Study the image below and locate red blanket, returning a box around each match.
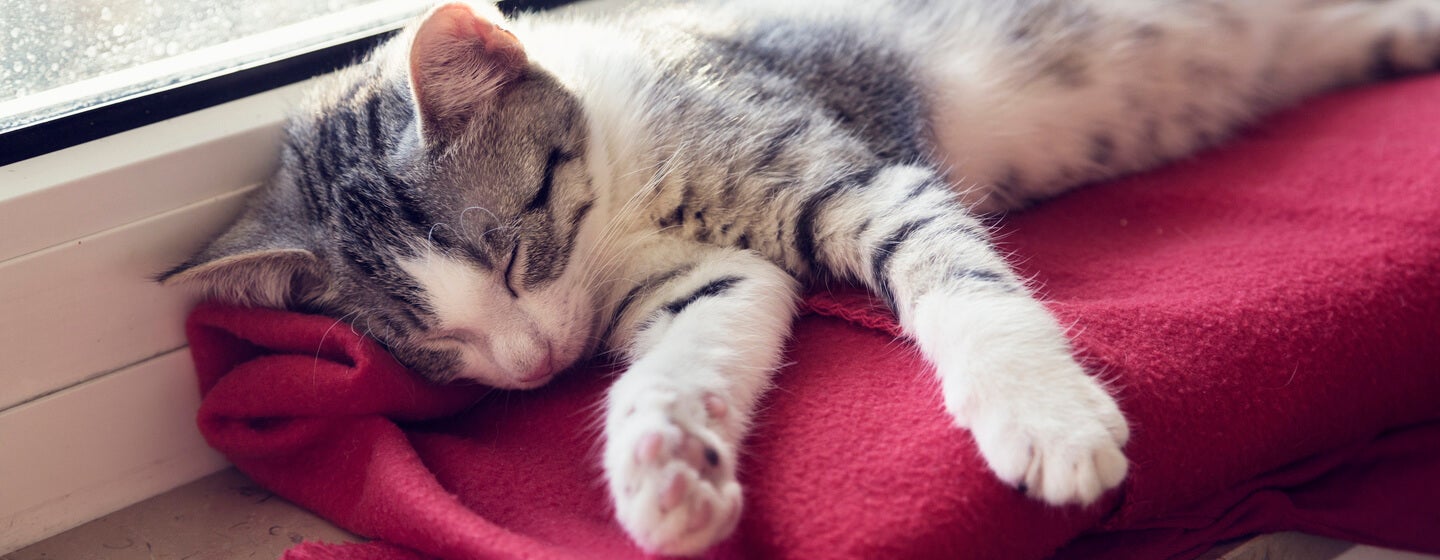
[187,75,1440,560]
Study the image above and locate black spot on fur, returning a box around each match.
[1088,133,1116,166]
[1043,52,1091,88]
[1370,34,1403,79]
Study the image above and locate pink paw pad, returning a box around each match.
[636,432,664,464]
[703,393,727,419]
[685,500,713,532]
[660,472,687,512]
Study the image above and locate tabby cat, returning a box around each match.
[161,0,1440,554]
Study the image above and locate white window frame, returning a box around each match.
[0,82,307,552]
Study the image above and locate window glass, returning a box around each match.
[0,0,428,133]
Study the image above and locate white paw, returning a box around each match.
[605,388,742,556]
[964,366,1130,506]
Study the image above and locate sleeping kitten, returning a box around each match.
[160,0,1440,555]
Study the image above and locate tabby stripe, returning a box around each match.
[602,264,697,344]
[613,265,695,322]
[753,120,809,171]
[463,244,495,270]
[721,162,742,207]
[312,138,335,184]
[364,93,387,157]
[904,175,944,201]
[871,215,939,309]
[1370,34,1401,79]
[794,165,882,267]
[951,266,1010,285]
[341,244,381,277]
[381,172,433,234]
[854,218,873,238]
[386,300,428,332]
[1088,133,1116,166]
[289,146,327,221]
[565,200,595,252]
[663,276,743,315]
[324,112,360,172]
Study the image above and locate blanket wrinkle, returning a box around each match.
[187,76,1440,560]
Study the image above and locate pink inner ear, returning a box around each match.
[418,4,526,70]
[409,3,527,130]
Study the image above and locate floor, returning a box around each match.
[7,468,1437,560]
[4,469,358,560]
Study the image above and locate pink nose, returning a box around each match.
[517,346,555,382]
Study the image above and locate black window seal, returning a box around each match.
[0,0,583,168]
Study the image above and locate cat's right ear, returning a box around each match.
[408,2,527,140]
[156,208,326,309]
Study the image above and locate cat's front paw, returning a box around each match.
[965,365,1129,506]
[605,387,742,556]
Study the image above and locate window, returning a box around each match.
[0,0,582,166]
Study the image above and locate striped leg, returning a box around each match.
[1271,0,1440,100]
[810,163,1130,506]
[601,239,798,555]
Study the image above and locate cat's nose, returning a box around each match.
[516,341,555,383]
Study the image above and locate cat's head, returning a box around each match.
[160,3,600,389]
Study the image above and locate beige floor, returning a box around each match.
[8,468,1438,560]
[4,469,358,560]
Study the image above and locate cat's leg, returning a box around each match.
[807,162,1128,505]
[919,0,1440,213]
[600,238,798,555]
[1268,0,1440,101]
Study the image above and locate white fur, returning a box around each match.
[602,245,799,555]
[444,0,1436,552]
[908,291,1129,505]
[399,250,592,388]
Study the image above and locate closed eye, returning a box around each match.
[527,147,568,211]
[502,241,520,298]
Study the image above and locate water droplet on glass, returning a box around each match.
[100,6,113,20]
[12,61,24,73]
[9,29,19,38]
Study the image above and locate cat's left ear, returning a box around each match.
[408,2,527,139]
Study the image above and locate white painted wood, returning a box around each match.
[0,350,231,553]
[0,76,319,554]
[0,81,307,263]
[0,186,256,411]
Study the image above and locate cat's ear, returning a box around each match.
[408,2,527,139]
[157,210,326,309]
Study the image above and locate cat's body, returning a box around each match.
[163,0,1440,554]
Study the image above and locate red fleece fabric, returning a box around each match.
[188,75,1440,560]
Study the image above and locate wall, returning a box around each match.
[0,82,311,552]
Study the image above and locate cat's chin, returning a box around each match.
[456,353,564,390]
[505,371,559,390]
